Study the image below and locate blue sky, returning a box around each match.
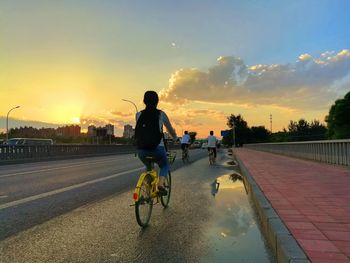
[1,0,350,136]
[3,0,349,64]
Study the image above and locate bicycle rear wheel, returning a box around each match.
[160,171,172,208]
[135,174,153,227]
[209,151,215,165]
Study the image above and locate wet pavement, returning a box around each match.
[0,150,274,262]
[204,169,273,262]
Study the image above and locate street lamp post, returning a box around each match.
[122,99,138,154]
[6,105,20,142]
[232,122,236,148]
[121,99,138,115]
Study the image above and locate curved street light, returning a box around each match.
[121,99,138,115]
[6,105,20,142]
[121,99,138,152]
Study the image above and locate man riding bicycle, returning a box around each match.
[207,130,217,161]
[181,131,191,157]
[135,91,177,196]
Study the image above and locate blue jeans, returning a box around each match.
[138,146,169,177]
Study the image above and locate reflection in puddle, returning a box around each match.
[211,179,220,197]
[204,174,273,263]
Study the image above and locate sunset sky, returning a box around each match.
[1,0,350,138]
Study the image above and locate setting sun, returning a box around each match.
[46,102,83,125]
[71,117,81,124]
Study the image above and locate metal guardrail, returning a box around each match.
[244,140,350,166]
[0,144,136,162]
[0,144,181,163]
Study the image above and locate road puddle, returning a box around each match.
[204,173,273,262]
[225,160,237,166]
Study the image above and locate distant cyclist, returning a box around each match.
[207,130,217,160]
[135,91,177,195]
[181,131,191,155]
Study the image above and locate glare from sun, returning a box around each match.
[71,117,81,124]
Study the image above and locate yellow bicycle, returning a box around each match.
[133,151,176,227]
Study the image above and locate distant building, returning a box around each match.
[96,127,107,137]
[57,125,81,137]
[87,124,114,137]
[123,124,134,139]
[87,125,96,137]
[105,124,114,136]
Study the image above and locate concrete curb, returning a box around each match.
[233,151,310,263]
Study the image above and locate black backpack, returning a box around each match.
[135,109,163,150]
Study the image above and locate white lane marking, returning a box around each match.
[0,167,144,210]
[0,195,8,199]
[0,156,136,179]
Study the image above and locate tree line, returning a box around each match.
[222,91,350,146]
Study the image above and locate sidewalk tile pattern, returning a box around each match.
[235,148,350,262]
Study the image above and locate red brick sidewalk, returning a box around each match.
[235,148,350,263]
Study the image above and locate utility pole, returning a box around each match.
[270,114,272,133]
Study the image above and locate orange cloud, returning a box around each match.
[110,111,133,118]
[160,49,350,111]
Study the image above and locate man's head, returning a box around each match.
[143,91,159,108]
[210,130,214,135]
[184,131,188,135]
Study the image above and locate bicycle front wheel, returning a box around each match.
[135,174,153,227]
[160,171,172,208]
[182,151,186,163]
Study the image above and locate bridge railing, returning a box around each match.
[0,143,181,163]
[244,140,350,166]
[0,144,136,162]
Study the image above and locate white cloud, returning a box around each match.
[298,53,312,61]
[160,49,350,110]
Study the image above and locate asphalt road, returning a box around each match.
[0,149,272,263]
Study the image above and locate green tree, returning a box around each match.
[309,120,327,140]
[188,131,197,143]
[288,119,327,141]
[270,130,290,142]
[227,114,251,146]
[325,91,350,139]
[250,126,270,143]
[288,119,310,141]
